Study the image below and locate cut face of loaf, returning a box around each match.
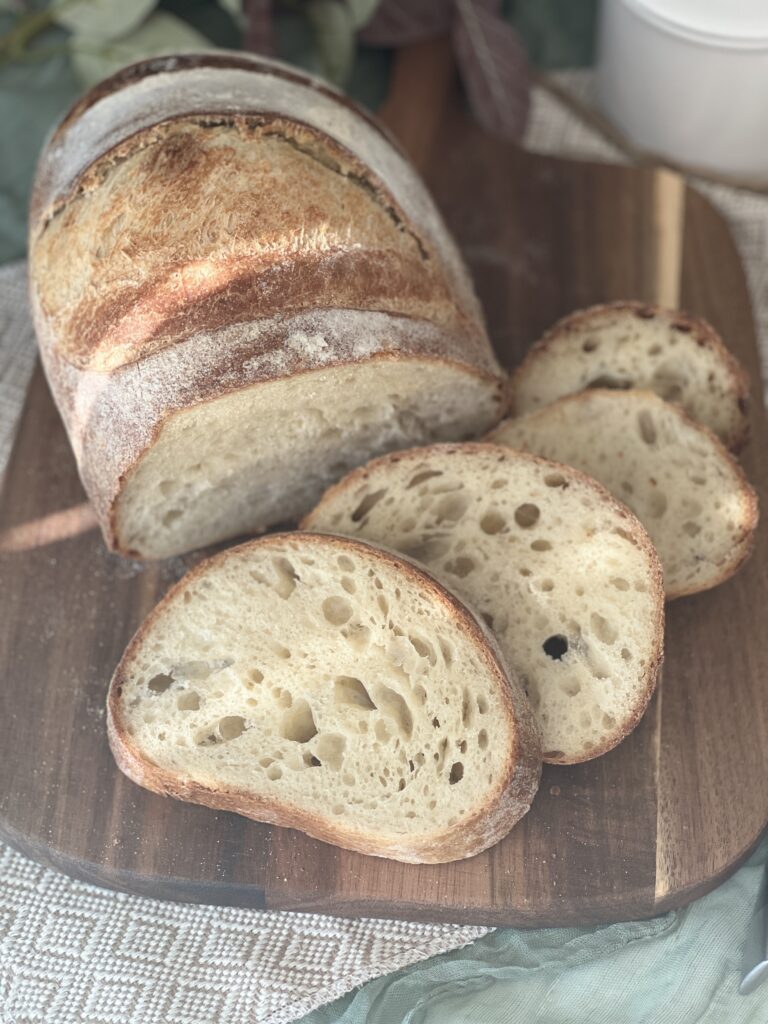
[304,444,665,764]
[489,390,759,599]
[29,54,504,559]
[116,356,501,559]
[509,302,750,449]
[107,533,542,863]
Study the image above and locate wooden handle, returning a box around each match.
[652,169,686,308]
[378,36,456,172]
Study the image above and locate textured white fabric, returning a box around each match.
[3,73,768,1023]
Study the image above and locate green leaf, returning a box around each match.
[305,0,354,84]
[345,0,379,30]
[70,10,213,88]
[215,0,244,23]
[53,0,159,43]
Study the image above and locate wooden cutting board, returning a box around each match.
[1,44,767,926]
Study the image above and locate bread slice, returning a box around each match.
[107,532,542,864]
[509,302,750,449]
[303,444,665,764]
[488,390,758,600]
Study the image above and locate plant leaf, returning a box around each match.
[216,0,245,28]
[53,0,158,44]
[305,0,354,84]
[345,0,380,30]
[453,0,530,141]
[70,10,213,88]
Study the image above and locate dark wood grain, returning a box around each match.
[0,45,766,925]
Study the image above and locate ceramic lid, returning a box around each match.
[623,0,768,46]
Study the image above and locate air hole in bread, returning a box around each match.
[176,658,233,680]
[481,611,494,629]
[351,489,387,522]
[519,567,532,577]
[377,594,389,616]
[543,635,568,660]
[438,637,454,666]
[514,503,540,528]
[560,679,581,697]
[539,579,555,592]
[648,344,662,356]
[340,576,356,595]
[531,539,552,551]
[375,719,391,743]
[434,492,470,523]
[341,623,371,651]
[280,700,317,743]
[270,557,298,599]
[177,691,200,711]
[407,470,444,488]
[336,555,355,572]
[620,480,634,495]
[404,536,451,561]
[587,375,631,390]
[410,634,436,664]
[544,472,568,488]
[247,668,264,686]
[449,762,464,785]
[621,647,632,661]
[610,577,630,591]
[613,527,639,546]
[477,694,489,715]
[266,764,283,781]
[268,640,291,660]
[322,596,353,625]
[334,676,376,710]
[271,687,293,708]
[637,410,657,445]
[682,520,702,538]
[162,509,183,526]
[652,362,687,401]
[602,713,617,729]
[219,716,247,741]
[147,673,173,693]
[316,733,345,770]
[480,510,508,535]
[582,337,599,353]
[444,555,476,578]
[646,490,668,519]
[590,613,618,644]
[158,479,178,498]
[478,729,488,749]
[461,689,473,727]
[491,478,506,490]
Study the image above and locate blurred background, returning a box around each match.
[0,0,597,263]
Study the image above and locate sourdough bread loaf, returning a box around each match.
[303,444,665,764]
[489,390,758,599]
[107,532,542,863]
[509,302,750,449]
[29,53,504,559]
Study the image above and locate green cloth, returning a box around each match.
[299,837,768,1022]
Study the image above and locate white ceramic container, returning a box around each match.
[597,0,768,180]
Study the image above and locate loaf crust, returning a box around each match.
[107,533,542,863]
[29,53,504,556]
[509,301,750,450]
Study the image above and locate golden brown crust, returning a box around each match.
[29,55,504,558]
[33,116,477,373]
[509,301,751,450]
[302,442,666,765]
[106,532,542,863]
